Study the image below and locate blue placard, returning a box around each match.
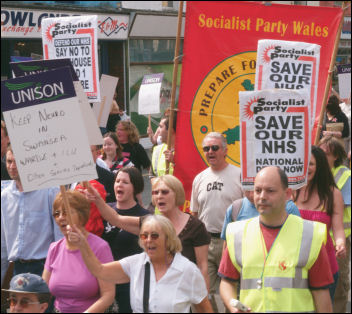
[10,58,78,81]
[1,67,76,112]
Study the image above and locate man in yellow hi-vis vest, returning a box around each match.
[319,136,351,313]
[219,166,333,312]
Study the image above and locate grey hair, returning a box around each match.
[202,132,227,150]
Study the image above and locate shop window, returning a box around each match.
[130,39,183,63]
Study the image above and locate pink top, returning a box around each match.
[299,209,338,275]
[45,233,113,313]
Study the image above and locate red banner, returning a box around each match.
[174,1,342,211]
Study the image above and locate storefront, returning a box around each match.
[1,7,130,108]
[128,12,185,134]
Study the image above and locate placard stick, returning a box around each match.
[314,1,347,145]
[60,185,73,227]
[166,0,184,174]
[148,114,151,129]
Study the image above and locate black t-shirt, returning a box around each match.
[121,142,151,172]
[102,203,149,260]
[95,164,116,203]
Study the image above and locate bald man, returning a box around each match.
[219,167,334,313]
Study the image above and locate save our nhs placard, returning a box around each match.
[255,39,320,127]
[1,67,97,192]
[42,15,100,102]
[240,89,311,190]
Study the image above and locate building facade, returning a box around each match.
[1,1,350,134]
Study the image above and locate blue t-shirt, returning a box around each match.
[220,198,300,240]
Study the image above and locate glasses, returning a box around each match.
[151,189,170,196]
[139,232,160,240]
[8,297,40,308]
[202,145,220,152]
[53,210,67,218]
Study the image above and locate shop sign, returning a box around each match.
[1,8,129,39]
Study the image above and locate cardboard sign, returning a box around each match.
[240,89,310,190]
[337,64,351,100]
[42,15,100,102]
[10,59,103,145]
[1,67,97,192]
[256,39,320,126]
[138,73,164,115]
[92,74,119,128]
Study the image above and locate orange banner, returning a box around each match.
[175,1,342,211]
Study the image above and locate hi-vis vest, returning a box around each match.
[152,143,174,177]
[226,215,327,313]
[332,165,351,238]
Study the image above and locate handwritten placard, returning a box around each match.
[138,73,164,115]
[240,89,311,190]
[42,15,100,102]
[1,67,97,192]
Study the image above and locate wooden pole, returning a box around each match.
[166,0,184,174]
[314,1,347,145]
[60,185,73,227]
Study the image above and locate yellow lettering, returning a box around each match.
[206,18,213,28]
[199,14,205,27]
[303,25,310,35]
[315,25,321,37]
[322,26,329,37]
[256,18,264,31]
[293,21,303,34]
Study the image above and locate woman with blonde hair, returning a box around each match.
[116,120,151,173]
[67,214,213,313]
[42,190,115,313]
[82,175,211,295]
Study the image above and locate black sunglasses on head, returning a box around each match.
[202,145,220,152]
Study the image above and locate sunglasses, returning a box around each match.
[202,145,220,152]
[139,232,160,240]
[151,189,170,196]
[7,297,40,308]
[53,210,67,218]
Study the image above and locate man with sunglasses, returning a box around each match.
[190,132,243,312]
[2,273,51,313]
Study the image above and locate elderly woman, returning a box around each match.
[68,215,213,313]
[83,174,211,293]
[42,191,115,313]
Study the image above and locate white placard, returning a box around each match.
[240,89,311,190]
[138,73,164,115]
[1,68,97,192]
[256,39,320,126]
[92,74,119,128]
[42,15,101,102]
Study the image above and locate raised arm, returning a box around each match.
[85,182,140,235]
[67,224,130,285]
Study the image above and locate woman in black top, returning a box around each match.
[101,167,149,313]
[116,120,151,173]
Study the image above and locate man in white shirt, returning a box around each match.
[190,132,243,311]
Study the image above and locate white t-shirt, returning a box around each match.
[119,252,207,313]
[190,164,243,233]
